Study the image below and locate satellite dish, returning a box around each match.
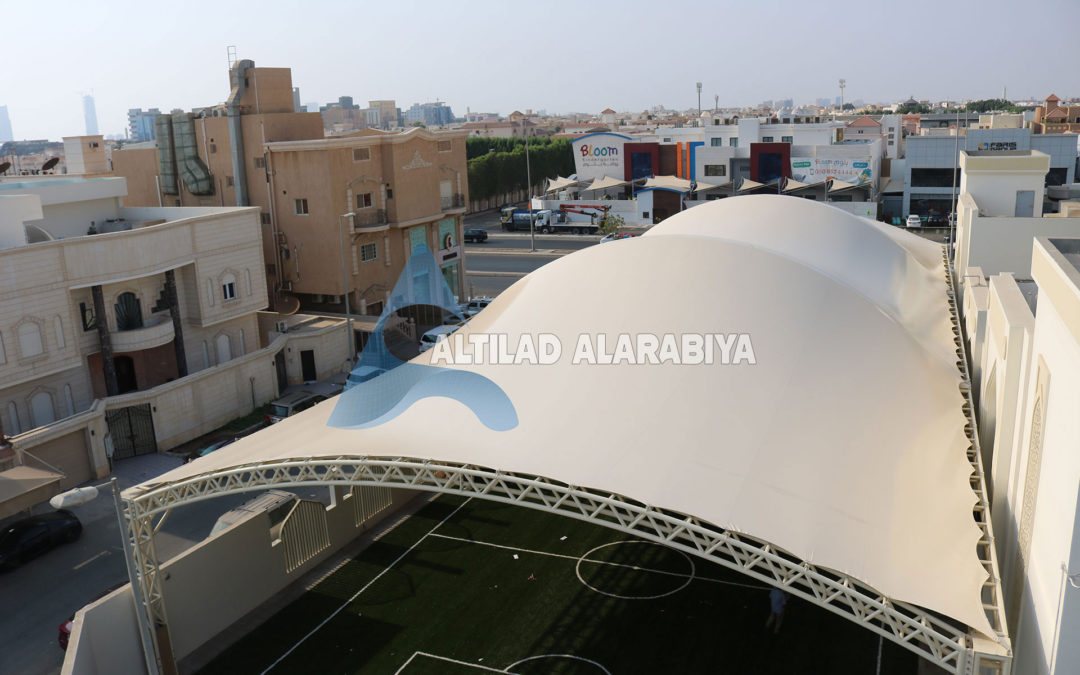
[275,293,301,316]
[0,161,10,175]
[42,157,59,172]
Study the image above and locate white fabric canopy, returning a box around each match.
[827,178,870,192]
[130,196,991,638]
[737,178,765,192]
[546,176,579,193]
[583,175,627,192]
[641,176,717,193]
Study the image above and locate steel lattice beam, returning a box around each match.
[127,456,984,672]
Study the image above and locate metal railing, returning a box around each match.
[351,209,388,229]
[441,193,465,210]
[277,498,331,573]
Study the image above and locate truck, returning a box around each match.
[500,208,599,235]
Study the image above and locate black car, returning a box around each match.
[463,228,488,243]
[0,510,82,570]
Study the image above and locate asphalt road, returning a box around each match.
[0,453,327,675]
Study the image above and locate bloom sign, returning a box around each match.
[790,157,873,184]
[571,133,630,182]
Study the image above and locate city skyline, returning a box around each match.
[1,0,1078,141]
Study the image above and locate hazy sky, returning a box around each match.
[3,0,1077,141]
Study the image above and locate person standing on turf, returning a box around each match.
[765,588,788,634]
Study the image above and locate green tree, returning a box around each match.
[597,213,624,236]
[842,103,855,111]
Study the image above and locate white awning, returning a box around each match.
[546,176,579,193]
[737,179,765,192]
[583,176,627,192]
[828,178,872,192]
[129,196,994,639]
[0,465,63,521]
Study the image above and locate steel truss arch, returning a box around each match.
[124,456,1002,674]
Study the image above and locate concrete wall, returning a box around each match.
[63,486,419,674]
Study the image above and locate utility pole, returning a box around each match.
[696,82,703,117]
[714,94,719,113]
[526,132,534,252]
[839,79,846,111]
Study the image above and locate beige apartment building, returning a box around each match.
[264,127,469,317]
[111,61,469,317]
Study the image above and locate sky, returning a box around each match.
[2,0,1078,141]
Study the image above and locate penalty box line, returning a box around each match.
[261,497,473,674]
[428,532,770,590]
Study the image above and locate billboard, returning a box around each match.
[790,157,873,184]
[571,133,630,182]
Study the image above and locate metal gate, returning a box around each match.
[106,404,157,460]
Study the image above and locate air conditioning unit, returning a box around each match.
[275,320,288,334]
[329,295,343,305]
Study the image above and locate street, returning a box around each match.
[0,453,325,675]
[463,210,599,298]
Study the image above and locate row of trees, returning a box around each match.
[466,137,575,202]
[895,99,1033,115]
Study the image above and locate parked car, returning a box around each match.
[905,214,923,228]
[926,213,945,227]
[419,323,463,353]
[600,232,637,243]
[459,297,494,318]
[266,391,327,424]
[347,365,387,386]
[185,437,237,462]
[463,228,488,243]
[0,510,82,571]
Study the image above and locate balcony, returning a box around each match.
[351,209,388,230]
[110,315,175,353]
[441,193,465,210]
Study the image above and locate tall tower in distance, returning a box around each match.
[82,94,99,135]
[0,105,13,142]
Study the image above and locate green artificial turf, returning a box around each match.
[199,496,916,674]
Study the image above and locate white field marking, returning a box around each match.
[506,654,612,674]
[428,533,769,590]
[73,550,109,570]
[575,541,695,600]
[395,651,506,674]
[262,498,472,674]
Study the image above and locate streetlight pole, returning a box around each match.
[338,212,356,367]
[52,479,160,674]
[839,78,846,111]
[526,132,534,253]
[697,82,702,117]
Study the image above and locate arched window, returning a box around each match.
[6,402,20,435]
[245,269,252,296]
[30,391,56,427]
[215,333,232,364]
[17,321,44,358]
[63,384,76,418]
[239,328,247,356]
[202,341,210,369]
[114,292,143,331]
[222,273,237,301]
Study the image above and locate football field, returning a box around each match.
[199,495,916,674]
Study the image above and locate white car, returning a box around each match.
[459,297,494,318]
[906,214,923,228]
[419,324,462,352]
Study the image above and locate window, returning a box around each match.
[6,402,20,435]
[206,279,215,307]
[30,391,55,427]
[114,293,143,331]
[356,192,373,209]
[662,137,671,143]
[17,322,44,358]
[352,147,370,162]
[762,136,774,143]
[54,317,65,349]
[437,140,452,152]
[254,156,265,169]
[79,302,96,331]
[209,143,217,153]
[385,186,393,200]
[729,138,738,147]
[215,334,232,364]
[361,242,378,262]
[226,176,234,187]
[910,168,959,187]
[294,198,309,215]
[260,212,271,225]
[781,136,793,143]
[710,138,723,147]
[245,269,252,295]
[222,273,237,301]
[704,165,727,177]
